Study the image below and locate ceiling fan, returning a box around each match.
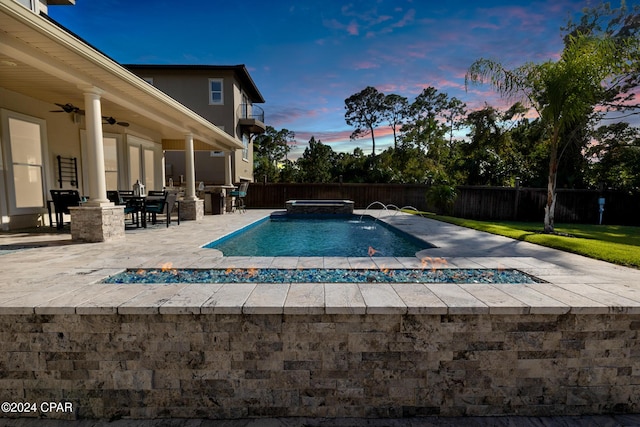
[50,102,82,114]
[103,116,129,127]
[51,103,129,127]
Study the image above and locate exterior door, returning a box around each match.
[1,110,47,217]
[127,135,161,191]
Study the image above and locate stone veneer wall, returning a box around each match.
[178,199,204,221]
[69,206,125,242]
[1,313,639,420]
[285,200,355,215]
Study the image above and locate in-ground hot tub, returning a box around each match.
[285,199,354,215]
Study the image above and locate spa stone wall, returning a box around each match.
[0,312,639,420]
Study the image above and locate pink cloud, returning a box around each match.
[294,125,397,145]
[347,20,359,36]
[294,129,353,144]
[352,60,380,70]
[326,5,417,39]
[392,8,416,29]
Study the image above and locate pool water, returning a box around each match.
[204,215,433,257]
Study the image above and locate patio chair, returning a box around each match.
[108,190,142,227]
[144,191,169,226]
[230,182,249,213]
[165,191,180,226]
[50,189,82,229]
[106,190,123,205]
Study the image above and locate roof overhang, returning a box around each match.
[0,1,242,151]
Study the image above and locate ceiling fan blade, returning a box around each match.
[53,103,79,113]
[103,116,129,127]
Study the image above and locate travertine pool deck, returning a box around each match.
[3,210,640,420]
[1,209,639,315]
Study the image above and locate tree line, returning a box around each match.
[254,2,640,232]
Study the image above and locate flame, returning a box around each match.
[161,262,173,272]
[225,267,234,275]
[421,256,448,272]
[379,267,394,277]
[368,246,379,257]
[136,269,146,275]
[421,256,433,269]
[246,268,258,278]
[434,257,448,268]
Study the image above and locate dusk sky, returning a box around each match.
[49,0,610,158]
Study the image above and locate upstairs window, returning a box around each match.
[242,133,249,161]
[15,0,37,12]
[208,78,223,105]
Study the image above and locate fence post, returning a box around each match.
[514,178,521,221]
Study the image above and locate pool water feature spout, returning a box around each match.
[359,202,425,222]
[359,201,391,222]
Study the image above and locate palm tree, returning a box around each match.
[466,34,622,233]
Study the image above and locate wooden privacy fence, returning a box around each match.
[243,183,640,225]
[244,183,430,212]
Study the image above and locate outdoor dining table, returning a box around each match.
[120,195,147,228]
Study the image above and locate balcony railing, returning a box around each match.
[238,104,264,122]
[237,104,266,134]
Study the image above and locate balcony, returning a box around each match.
[238,104,266,134]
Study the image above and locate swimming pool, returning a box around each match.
[204,215,433,257]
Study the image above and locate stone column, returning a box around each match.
[224,151,234,213]
[70,87,125,242]
[180,133,203,220]
[184,133,197,201]
[224,151,233,186]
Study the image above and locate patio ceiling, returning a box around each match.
[0,1,242,151]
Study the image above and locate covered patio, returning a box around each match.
[0,1,242,240]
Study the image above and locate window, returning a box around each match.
[2,112,47,213]
[103,137,119,191]
[14,0,36,12]
[80,133,123,195]
[129,145,141,186]
[144,149,155,191]
[208,78,223,105]
[241,93,249,118]
[242,133,249,161]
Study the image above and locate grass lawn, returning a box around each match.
[424,214,640,269]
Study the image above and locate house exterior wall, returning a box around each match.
[128,67,261,184]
